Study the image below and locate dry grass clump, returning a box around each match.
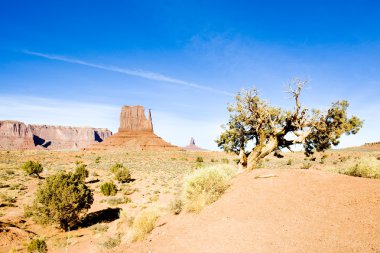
[341,157,380,179]
[131,208,160,241]
[181,164,237,213]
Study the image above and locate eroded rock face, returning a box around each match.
[0,121,35,150]
[89,105,179,151]
[119,105,153,132]
[0,120,112,150]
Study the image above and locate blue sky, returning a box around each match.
[1,0,379,149]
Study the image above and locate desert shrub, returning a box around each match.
[132,208,160,241]
[169,198,183,215]
[341,157,380,179]
[196,156,203,163]
[114,167,131,183]
[286,159,293,165]
[22,161,43,178]
[194,162,205,169]
[221,158,229,164]
[210,158,217,162]
[100,182,117,196]
[95,156,101,164]
[30,171,94,231]
[110,163,124,174]
[301,162,312,169]
[182,164,236,213]
[74,164,89,181]
[102,234,121,249]
[27,238,47,253]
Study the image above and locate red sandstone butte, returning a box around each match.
[88,105,179,151]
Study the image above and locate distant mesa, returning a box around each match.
[183,137,206,151]
[88,105,179,151]
[0,120,112,150]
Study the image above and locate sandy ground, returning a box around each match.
[122,169,380,253]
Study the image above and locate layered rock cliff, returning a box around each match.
[89,105,179,151]
[0,120,112,150]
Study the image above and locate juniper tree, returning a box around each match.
[216,81,362,170]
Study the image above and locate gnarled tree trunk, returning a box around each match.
[246,137,278,170]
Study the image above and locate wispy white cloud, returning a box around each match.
[23,50,233,96]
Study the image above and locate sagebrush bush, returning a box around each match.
[114,167,131,183]
[182,165,236,213]
[110,163,124,174]
[341,157,380,179]
[132,208,160,241]
[100,182,117,196]
[22,161,43,178]
[30,171,93,230]
[169,198,183,215]
[75,164,89,181]
[27,238,47,253]
[196,156,203,163]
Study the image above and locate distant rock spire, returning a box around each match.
[190,137,195,145]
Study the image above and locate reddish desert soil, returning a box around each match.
[124,169,380,253]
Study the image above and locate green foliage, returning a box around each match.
[27,238,47,253]
[95,156,101,164]
[74,164,89,181]
[109,163,131,183]
[100,182,117,196]
[196,156,204,163]
[110,163,124,174]
[216,81,362,169]
[182,165,236,213]
[30,171,94,231]
[286,159,293,165]
[114,167,131,183]
[22,161,43,178]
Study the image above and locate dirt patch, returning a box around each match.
[125,169,380,253]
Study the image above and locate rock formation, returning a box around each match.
[88,105,179,151]
[183,137,206,151]
[0,121,35,150]
[0,120,112,150]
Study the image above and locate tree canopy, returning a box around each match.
[216,81,363,170]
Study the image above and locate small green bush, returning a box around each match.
[196,157,204,163]
[114,168,131,183]
[301,162,312,169]
[182,165,236,213]
[22,161,43,178]
[100,182,117,196]
[110,163,124,174]
[95,156,101,164]
[30,171,93,231]
[27,238,47,253]
[221,158,229,164]
[286,159,293,165]
[74,164,89,181]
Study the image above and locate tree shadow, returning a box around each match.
[77,207,121,229]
